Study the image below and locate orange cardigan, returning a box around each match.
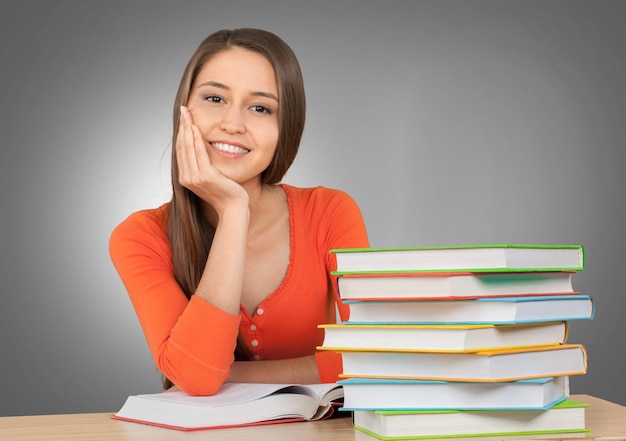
[109,184,369,395]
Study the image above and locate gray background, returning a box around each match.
[1,0,625,416]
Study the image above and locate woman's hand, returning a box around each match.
[176,106,249,213]
[177,106,250,314]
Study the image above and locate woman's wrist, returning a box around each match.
[217,199,250,224]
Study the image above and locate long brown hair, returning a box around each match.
[164,29,306,389]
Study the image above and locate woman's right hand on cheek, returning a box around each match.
[176,106,249,212]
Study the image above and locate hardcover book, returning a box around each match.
[336,271,577,301]
[339,376,569,410]
[338,344,588,382]
[352,399,588,440]
[343,294,595,325]
[319,322,568,352]
[331,244,584,274]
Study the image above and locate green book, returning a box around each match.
[352,399,589,440]
[330,244,584,274]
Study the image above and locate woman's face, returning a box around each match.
[186,47,279,187]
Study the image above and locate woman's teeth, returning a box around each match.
[212,142,249,154]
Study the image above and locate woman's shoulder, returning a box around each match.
[281,183,356,205]
[110,203,170,245]
[280,183,368,248]
[280,184,364,228]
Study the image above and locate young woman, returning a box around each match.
[109,28,369,396]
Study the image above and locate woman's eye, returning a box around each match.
[251,105,271,114]
[205,96,223,104]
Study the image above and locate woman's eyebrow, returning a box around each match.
[197,81,279,102]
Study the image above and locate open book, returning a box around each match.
[113,383,343,431]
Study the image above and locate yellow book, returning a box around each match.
[337,344,587,382]
[318,322,568,353]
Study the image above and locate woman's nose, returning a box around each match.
[219,106,245,133]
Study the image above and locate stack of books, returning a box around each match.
[319,244,594,440]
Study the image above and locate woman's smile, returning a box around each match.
[210,141,251,156]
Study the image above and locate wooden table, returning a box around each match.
[1,394,624,441]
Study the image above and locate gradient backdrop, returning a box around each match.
[1,0,625,415]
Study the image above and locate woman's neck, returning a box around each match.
[202,182,282,230]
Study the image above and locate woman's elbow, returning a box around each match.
[158,358,231,396]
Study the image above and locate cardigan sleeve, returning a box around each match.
[109,207,240,395]
[311,188,370,382]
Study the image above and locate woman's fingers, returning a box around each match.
[175,106,248,208]
[180,106,211,169]
[181,107,200,172]
[176,106,219,189]
[177,106,205,183]
[191,122,211,172]
[175,110,189,174]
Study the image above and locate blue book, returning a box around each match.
[338,377,569,411]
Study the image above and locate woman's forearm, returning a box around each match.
[227,355,321,384]
[194,203,250,314]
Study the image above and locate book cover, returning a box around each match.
[330,244,584,274]
[352,399,589,440]
[318,322,568,352]
[339,376,569,410]
[343,294,595,325]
